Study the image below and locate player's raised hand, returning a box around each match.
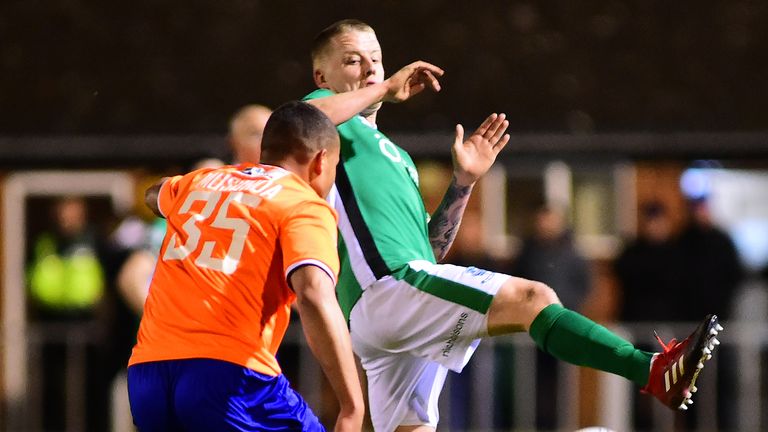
[452,113,510,186]
[383,61,444,103]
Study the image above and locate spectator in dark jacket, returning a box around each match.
[615,201,683,322]
[677,197,743,321]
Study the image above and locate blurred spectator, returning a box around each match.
[677,197,744,321]
[509,204,592,430]
[117,157,225,316]
[28,196,104,317]
[511,204,591,311]
[228,104,272,164]
[672,197,743,432]
[95,209,148,432]
[26,196,106,431]
[615,200,683,322]
[106,100,266,328]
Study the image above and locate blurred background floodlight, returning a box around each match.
[679,160,723,201]
[731,219,768,271]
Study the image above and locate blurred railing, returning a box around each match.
[1,170,136,432]
[276,319,766,432]
[435,320,765,432]
[9,317,766,432]
[26,322,103,432]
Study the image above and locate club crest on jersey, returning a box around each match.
[241,167,266,176]
[375,133,420,185]
[376,133,401,162]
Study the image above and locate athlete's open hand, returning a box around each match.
[452,113,510,186]
[383,61,444,103]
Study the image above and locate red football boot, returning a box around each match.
[641,314,723,410]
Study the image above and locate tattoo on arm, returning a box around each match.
[428,177,473,261]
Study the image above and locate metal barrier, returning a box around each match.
[26,322,103,432]
[14,316,766,432]
[273,319,766,432]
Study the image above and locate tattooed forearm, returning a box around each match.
[428,177,474,261]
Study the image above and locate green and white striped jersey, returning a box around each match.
[304,89,437,319]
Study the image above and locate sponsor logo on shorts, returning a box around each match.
[442,312,469,357]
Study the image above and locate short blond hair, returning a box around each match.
[311,19,375,68]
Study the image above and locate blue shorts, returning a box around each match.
[127,358,324,432]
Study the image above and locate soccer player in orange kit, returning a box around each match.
[127,101,364,432]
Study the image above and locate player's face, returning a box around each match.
[316,29,385,98]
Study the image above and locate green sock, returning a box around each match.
[529,304,653,386]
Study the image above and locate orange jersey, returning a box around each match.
[129,164,339,376]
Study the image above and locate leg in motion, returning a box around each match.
[486,277,723,410]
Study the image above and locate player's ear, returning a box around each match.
[313,68,328,89]
[310,148,327,176]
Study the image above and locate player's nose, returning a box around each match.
[361,59,375,76]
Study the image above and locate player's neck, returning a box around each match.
[265,159,310,182]
[363,111,378,126]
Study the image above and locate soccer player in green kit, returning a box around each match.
[304,19,723,432]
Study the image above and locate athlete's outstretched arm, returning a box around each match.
[291,265,364,432]
[307,61,444,125]
[144,178,168,218]
[428,114,510,261]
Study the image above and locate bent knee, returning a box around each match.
[487,277,561,335]
[526,280,560,306]
[501,277,560,306]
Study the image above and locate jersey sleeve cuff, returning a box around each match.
[156,180,167,218]
[285,259,337,286]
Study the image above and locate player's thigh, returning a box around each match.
[127,362,183,432]
[351,261,508,372]
[486,276,560,336]
[364,354,447,432]
[172,359,324,432]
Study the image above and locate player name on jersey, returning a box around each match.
[197,170,286,199]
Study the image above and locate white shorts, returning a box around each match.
[349,260,509,432]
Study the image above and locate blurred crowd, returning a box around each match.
[23,104,272,431]
[22,108,759,431]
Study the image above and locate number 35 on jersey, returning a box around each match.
[163,191,261,275]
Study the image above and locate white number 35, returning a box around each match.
[162,191,261,275]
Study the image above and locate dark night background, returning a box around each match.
[2,0,767,137]
[2,4,767,430]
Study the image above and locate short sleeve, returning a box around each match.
[280,200,339,284]
[303,88,361,131]
[157,175,184,218]
[302,88,335,101]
